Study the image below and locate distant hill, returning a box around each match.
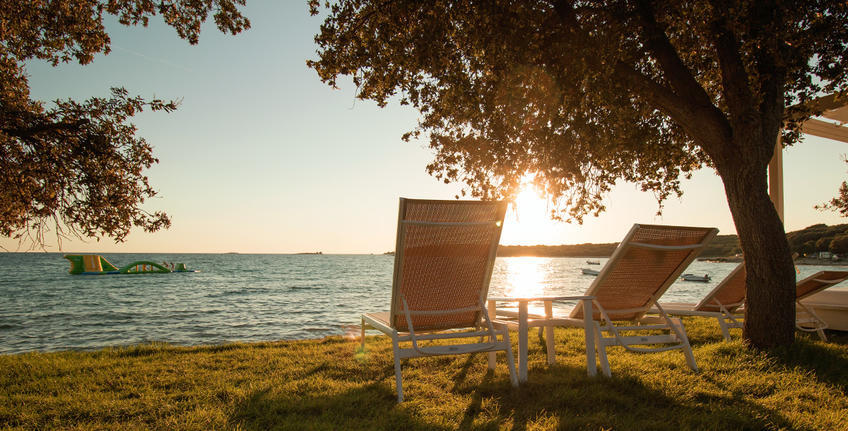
[497,223,848,258]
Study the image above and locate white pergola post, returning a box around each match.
[769,94,848,226]
[769,134,785,223]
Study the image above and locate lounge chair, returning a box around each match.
[659,268,848,341]
[794,271,848,341]
[654,263,746,340]
[495,223,718,377]
[360,198,518,402]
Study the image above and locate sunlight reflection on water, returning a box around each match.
[2,253,846,354]
[502,257,547,298]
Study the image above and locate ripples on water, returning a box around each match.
[0,253,845,354]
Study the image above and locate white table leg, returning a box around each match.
[518,300,529,383]
[583,299,597,377]
[544,300,555,364]
[487,299,497,369]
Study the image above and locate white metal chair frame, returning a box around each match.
[487,295,596,383]
[661,271,848,342]
[496,224,716,377]
[794,272,848,341]
[656,263,747,341]
[360,199,518,403]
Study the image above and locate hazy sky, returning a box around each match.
[3,3,847,254]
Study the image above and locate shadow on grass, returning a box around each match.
[768,334,848,392]
[230,354,802,431]
[231,384,445,430]
[473,362,807,431]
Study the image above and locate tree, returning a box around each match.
[828,234,848,254]
[816,236,834,252]
[816,157,848,217]
[1,1,250,248]
[309,0,848,348]
[800,241,816,256]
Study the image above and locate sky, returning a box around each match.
[3,2,847,254]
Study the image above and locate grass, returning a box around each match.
[1,318,847,430]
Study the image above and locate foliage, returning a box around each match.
[308,0,848,347]
[0,0,250,248]
[816,236,834,251]
[816,157,848,217]
[1,320,847,430]
[308,0,848,219]
[829,234,848,254]
[786,223,848,255]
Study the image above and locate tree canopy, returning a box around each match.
[310,1,846,219]
[0,0,250,248]
[310,0,848,348]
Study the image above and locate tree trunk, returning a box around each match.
[719,159,796,348]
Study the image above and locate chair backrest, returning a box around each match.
[796,270,848,300]
[570,224,718,321]
[389,198,507,332]
[694,263,747,312]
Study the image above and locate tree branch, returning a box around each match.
[551,0,730,152]
[2,119,88,139]
[613,61,729,150]
[634,0,715,109]
[707,0,756,121]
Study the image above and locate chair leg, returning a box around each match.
[360,316,367,350]
[487,299,497,369]
[594,322,611,377]
[502,329,519,387]
[391,336,404,403]
[544,301,555,365]
[817,328,828,342]
[544,326,556,365]
[716,316,731,341]
[670,318,699,372]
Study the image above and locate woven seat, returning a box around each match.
[495,223,718,376]
[360,198,517,402]
[653,263,747,340]
[794,271,848,341]
[658,267,848,341]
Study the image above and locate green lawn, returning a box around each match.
[2,318,847,430]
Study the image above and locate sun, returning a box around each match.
[499,179,561,245]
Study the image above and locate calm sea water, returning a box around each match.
[1,253,845,355]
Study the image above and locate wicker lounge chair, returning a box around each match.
[794,271,848,341]
[495,224,718,377]
[655,263,746,340]
[360,198,518,402]
[659,268,848,341]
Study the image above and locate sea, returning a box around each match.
[1,253,846,355]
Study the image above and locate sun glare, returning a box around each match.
[502,257,547,298]
[500,179,562,246]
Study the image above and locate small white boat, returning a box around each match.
[586,260,600,265]
[681,273,711,282]
[581,268,600,276]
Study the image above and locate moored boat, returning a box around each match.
[581,268,600,276]
[681,273,710,282]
